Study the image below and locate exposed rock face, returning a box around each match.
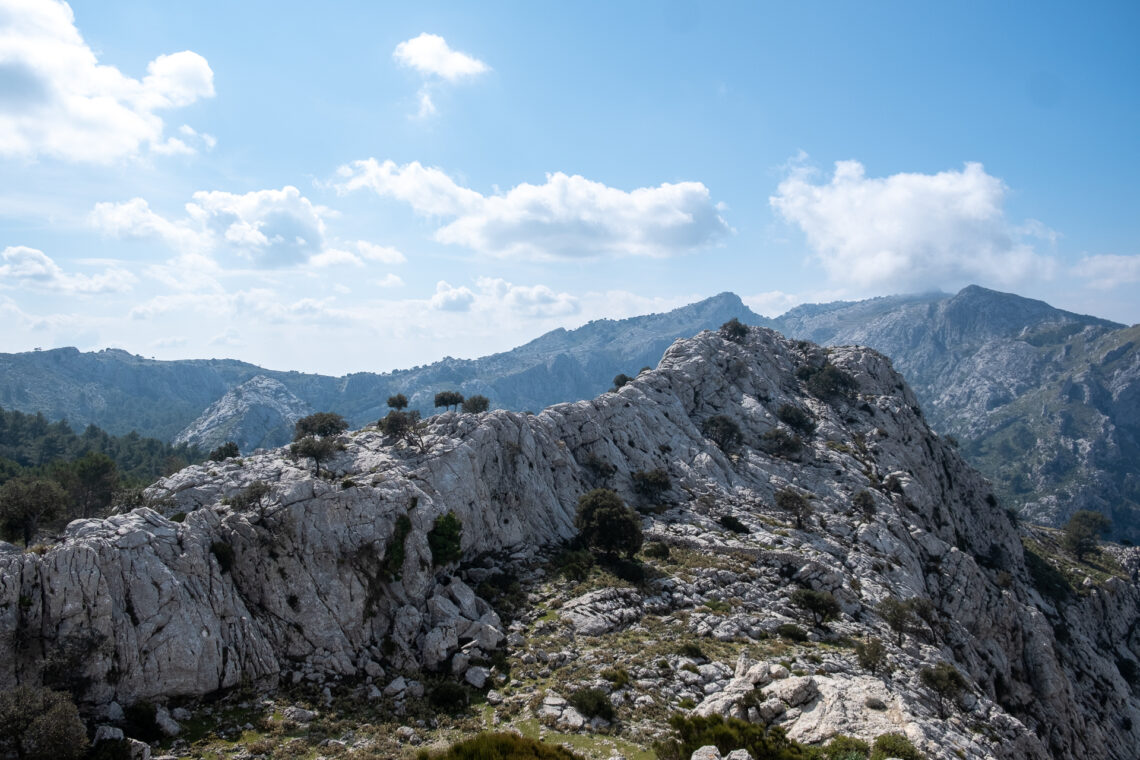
[1,327,1137,759]
[774,285,1140,539]
[174,375,312,453]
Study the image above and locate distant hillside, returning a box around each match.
[0,292,766,452]
[772,285,1139,540]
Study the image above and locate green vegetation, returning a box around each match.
[761,428,803,458]
[0,685,88,760]
[293,412,348,440]
[853,490,875,518]
[1062,509,1111,561]
[870,732,923,760]
[382,514,413,580]
[222,480,270,513]
[207,441,239,461]
[462,395,491,414]
[289,435,340,475]
[702,415,743,452]
[575,488,643,559]
[797,363,857,400]
[776,404,816,435]
[435,390,465,412]
[568,688,614,721]
[822,736,871,760]
[719,317,749,344]
[854,636,889,676]
[611,373,633,391]
[0,476,68,545]
[776,623,808,642]
[428,511,463,566]
[790,588,840,627]
[775,489,811,529]
[919,662,968,719]
[387,393,409,410]
[631,468,670,502]
[653,714,809,760]
[718,514,749,534]
[417,732,584,760]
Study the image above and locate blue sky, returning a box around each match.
[2,0,1138,374]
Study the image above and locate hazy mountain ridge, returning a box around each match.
[770,285,1139,540]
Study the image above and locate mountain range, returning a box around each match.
[1,285,1137,539]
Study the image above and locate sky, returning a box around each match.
[1,0,1138,375]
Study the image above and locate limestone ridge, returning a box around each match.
[773,285,1140,540]
[173,375,313,453]
[0,292,765,445]
[0,327,1137,759]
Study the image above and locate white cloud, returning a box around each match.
[92,187,404,272]
[337,159,731,259]
[0,0,214,163]
[1072,254,1140,290]
[393,33,489,81]
[475,277,579,317]
[743,291,804,318]
[416,89,437,119]
[430,280,475,311]
[375,273,404,288]
[0,245,135,294]
[770,159,1055,291]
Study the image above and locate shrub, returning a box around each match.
[776,404,816,434]
[1062,509,1111,561]
[387,393,409,410]
[718,514,749,534]
[416,732,584,760]
[208,441,240,461]
[853,490,875,517]
[760,428,803,458]
[776,623,808,642]
[428,512,463,566]
[678,642,706,660]
[581,453,617,484]
[210,541,235,573]
[553,547,595,582]
[601,667,631,689]
[855,636,889,676]
[568,687,614,721]
[289,435,340,475]
[702,415,743,452]
[632,468,671,501]
[382,514,413,580]
[643,540,671,560]
[575,488,643,559]
[461,395,490,414]
[612,373,633,391]
[1023,546,1071,603]
[800,363,857,399]
[919,662,968,718]
[790,588,840,627]
[223,480,271,512]
[824,735,871,760]
[434,391,464,411]
[875,597,915,646]
[719,318,749,343]
[870,732,923,760]
[0,685,88,760]
[428,681,470,712]
[775,488,811,529]
[293,412,348,440]
[653,714,803,760]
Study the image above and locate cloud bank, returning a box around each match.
[770,160,1054,291]
[0,0,215,162]
[337,159,731,259]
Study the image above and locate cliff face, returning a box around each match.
[1,327,1136,759]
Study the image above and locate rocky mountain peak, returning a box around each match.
[2,325,1136,759]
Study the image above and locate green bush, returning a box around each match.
[855,636,889,676]
[293,412,348,440]
[0,685,88,760]
[761,428,803,458]
[601,667,631,689]
[223,480,271,511]
[382,514,413,580]
[775,489,812,529]
[428,511,463,566]
[798,363,857,400]
[1023,546,1071,603]
[417,732,584,760]
[776,404,816,435]
[871,733,923,760]
[719,318,749,344]
[824,735,870,760]
[1062,509,1111,561]
[575,488,643,559]
[429,681,470,712]
[569,687,614,721]
[718,514,749,534]
[919,662,968,718]
[678,642,706,660]
[653,714,807,760]
[790,588,840,627]
[643,540,671,559]
[208,441,240,461]
[776,623,808,642]
[462,395,490,414]
[632,468,671,501]
[553,547,595,582]
[702,415,743,452]
[435,391,465,411]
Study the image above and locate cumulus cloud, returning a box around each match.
[430,280,476,311]
[0,0,214,162]
[337,159,731,259]
[393,33,489,81]
[92,187,404,271]
[770,160,1055,291]
[0,245,135,294]
[475,277,579,317]
[1072,254,1140,290]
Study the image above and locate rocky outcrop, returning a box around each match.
[1,326,1137,759]
[174,375,312,453]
